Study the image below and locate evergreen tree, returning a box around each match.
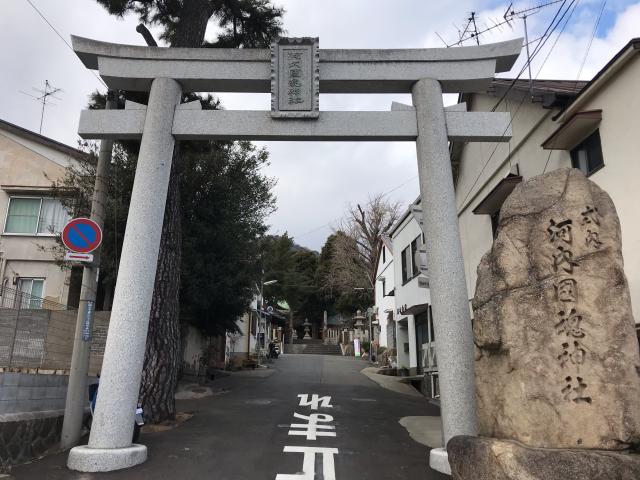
[74,0,283,421]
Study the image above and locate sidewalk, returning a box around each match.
[360,366,424,397]
[361,366,444,450]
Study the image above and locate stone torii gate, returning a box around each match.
[66,35,522,473]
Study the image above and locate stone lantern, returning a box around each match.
[353,310,366,340]
[302,318,312,339]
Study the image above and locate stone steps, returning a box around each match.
[284,343,342,355]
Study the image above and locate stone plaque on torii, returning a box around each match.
[271,37,319,118]
[66,35,522,474]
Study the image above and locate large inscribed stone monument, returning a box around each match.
[473,168,640,450]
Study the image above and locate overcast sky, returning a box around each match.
[1,0,638,251]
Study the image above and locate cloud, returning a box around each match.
[1,0,637,251]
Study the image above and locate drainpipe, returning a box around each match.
[0,253,6,302]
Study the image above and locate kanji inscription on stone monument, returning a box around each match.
[271,37,319,118]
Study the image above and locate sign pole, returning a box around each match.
[61,91,117,450]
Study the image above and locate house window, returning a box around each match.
[16,278,45,309]
[571,129,604,177]
[4,197,70,235]
[401,246,410,283]
[382,246,385,264]
[411,236,420,278]
[381,278,386,297]
[401,235,423,284]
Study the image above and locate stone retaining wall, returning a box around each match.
[0,410,64,472]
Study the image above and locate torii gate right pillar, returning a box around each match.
[412,78,478,474]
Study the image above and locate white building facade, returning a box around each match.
[454,38,640,322]
[384,201,437,392]
[0,119,82,309]
[373,235,395,349]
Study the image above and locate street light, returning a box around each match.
[259,279,278,364]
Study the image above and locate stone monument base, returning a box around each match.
[448,436,640,480]
[429,447,451,475]
[67,444,147,472]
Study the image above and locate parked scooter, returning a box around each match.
[268,341,280,359]
[87,378,145,443]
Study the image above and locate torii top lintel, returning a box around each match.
[71,35,522,94]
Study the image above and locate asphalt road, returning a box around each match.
[11,355,448,480]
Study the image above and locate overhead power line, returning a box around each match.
[438,0,565,47]
[491,0,574,111]
[24,0,107,89]
[575,0,607,84]
[457,0,579,209]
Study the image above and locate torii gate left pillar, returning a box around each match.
[66,35,522,474]
[67,77,181,470]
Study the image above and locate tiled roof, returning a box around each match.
[490,78,589,96]
[0,118,87,161]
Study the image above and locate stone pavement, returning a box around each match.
[10,354,448,479]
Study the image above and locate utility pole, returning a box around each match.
[61,91,117,449]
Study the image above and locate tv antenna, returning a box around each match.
[435,0,566,100]
[19,80,63,134]
[437,0,564,48]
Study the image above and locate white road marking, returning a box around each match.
[276,446,339,480]
[297,394,333,410]
[288,413,336,440]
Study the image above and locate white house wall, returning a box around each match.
[455,93,572,306]
[392,213,431,311]
[233,311,253,354]
[374,243,395,348]
[0,130,76,170]
[572,57,640,318]
[0,130,76,305]
[389,211,432,372]
[456,57,640,320]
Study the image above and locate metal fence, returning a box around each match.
[0,306,109,375]
[0,285,71,311]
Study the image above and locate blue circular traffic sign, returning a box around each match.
[62,218,102,253]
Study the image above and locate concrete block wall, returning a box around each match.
[0,373,94,415]
[0,309,110,375]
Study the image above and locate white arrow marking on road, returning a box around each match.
[276,446,339,480]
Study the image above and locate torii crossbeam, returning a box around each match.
[66,35,522,475]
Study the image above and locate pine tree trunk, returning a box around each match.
[138,2,213,423]
[139,148,182,423]
[171,0,215,48]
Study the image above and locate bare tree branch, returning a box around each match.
[324,194,402,303]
